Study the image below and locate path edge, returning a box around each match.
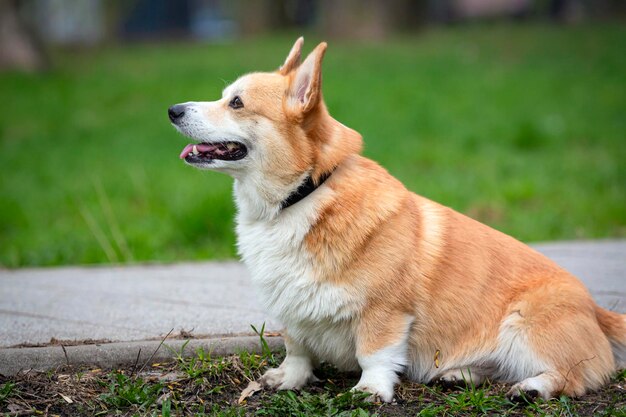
[0,335,284,376]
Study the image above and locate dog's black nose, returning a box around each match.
[168,104,186,123]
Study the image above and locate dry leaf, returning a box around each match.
[59,393,73,404]
[434,350,440,368]
[238,380,262,404]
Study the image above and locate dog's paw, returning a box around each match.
[259,368,286,389]
[506,384,540,404]
[435,369,482,390]
[351,383,394,403]
[437,374,467,391]
[259,366,318,391]
[506,374,556,403]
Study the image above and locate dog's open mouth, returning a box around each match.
[179,142,248,163]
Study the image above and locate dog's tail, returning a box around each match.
[596,306,626,370]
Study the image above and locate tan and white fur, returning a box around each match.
[169,37,626,402]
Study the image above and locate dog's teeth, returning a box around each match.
[192,145,199,155]
[227,143,237,151]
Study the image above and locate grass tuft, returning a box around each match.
[257,389,375,417]
[98,371,163,410]
[0,382,16,405]
[251,322,278,367]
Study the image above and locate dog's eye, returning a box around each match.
[229,96,244,109]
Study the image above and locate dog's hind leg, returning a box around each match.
[506,370,565,401]
[497,281,615,400]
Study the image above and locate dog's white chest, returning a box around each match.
[236,213,313,318]
[236,211,359,323]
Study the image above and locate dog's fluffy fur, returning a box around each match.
[170,37,626,402]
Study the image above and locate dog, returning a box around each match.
[168,37,625,402]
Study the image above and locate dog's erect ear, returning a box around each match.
[279,37,304,75]
[286,41,327,114]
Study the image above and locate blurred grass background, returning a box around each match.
[1,23,624,267]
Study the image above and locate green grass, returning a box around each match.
[257,390,374,417]
[1,24,625,267]
[0,382,16,405]
[98,371,163,410]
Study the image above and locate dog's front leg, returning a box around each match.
[259,334,318,390]
[352,313,413,402]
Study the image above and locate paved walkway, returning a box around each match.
[1,241,624,348]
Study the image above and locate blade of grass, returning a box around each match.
[93,178,134,262]
[78,204,118,263]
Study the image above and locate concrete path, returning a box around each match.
[0,262,281,348]
[1,240,625,349]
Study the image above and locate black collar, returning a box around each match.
[280,171,333,210]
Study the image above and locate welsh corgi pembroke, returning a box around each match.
[169,37,625,402]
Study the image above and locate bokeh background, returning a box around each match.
[0,0,624,267]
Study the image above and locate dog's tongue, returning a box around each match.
[179,143,217,159]
[179,144,194,159]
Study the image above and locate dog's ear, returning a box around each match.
[279,37,304,75]
[286,41,327,114]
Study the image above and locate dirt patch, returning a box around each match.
[6,330,283,349]
[10,338,114,349]
[1,353,624,416]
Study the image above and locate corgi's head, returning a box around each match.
[169,38,362,211]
